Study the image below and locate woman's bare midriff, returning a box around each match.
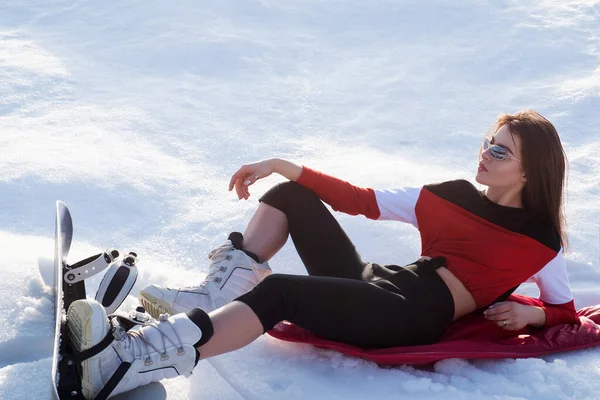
[419,256,477,321]
[435,267,477,321]
[417,255,476,321]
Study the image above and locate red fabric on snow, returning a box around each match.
[267,294,600,366]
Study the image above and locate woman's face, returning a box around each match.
[475,124,525,189]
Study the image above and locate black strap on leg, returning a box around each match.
[94,362,132,400]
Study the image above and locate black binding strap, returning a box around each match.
[61,328,129,400]
[94,362,132,400]
[69,329,115,364]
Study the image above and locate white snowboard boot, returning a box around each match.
[67,299,207,399]
[139,232,272,317]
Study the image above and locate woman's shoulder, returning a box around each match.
[423,178,477,192]
[421,179,481,205]
[525,216,561,252]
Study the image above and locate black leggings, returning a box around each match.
[235,182,455,349]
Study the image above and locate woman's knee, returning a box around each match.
[269,181,315,196]
[235,273,298,331]
[254,274,306,308]
[257,273,292,290]
[259,181,320,212]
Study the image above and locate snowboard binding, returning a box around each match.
[52,201,144,399]
[95,251,139,315]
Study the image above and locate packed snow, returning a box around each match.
[1,1,600,399]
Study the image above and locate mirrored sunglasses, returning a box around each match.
[482,138,521,162]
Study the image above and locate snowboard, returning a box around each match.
[52,201,87,399]
[51,201,165,400]
[51,201,67,399]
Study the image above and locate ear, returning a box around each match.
[520,174,527,183]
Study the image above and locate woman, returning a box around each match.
[67,110,577,399]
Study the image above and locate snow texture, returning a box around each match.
[1,0,600,399]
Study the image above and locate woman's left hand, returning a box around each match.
[483,301,531,330]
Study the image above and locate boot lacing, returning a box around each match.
[181,241,235,290]
[126,314,187,366]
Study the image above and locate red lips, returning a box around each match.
[478,162,488,172]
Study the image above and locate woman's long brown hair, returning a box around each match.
[494,110,569,252]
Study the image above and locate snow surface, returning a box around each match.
[1,0,600,399]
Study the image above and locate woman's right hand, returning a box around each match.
[228,159,275,200]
